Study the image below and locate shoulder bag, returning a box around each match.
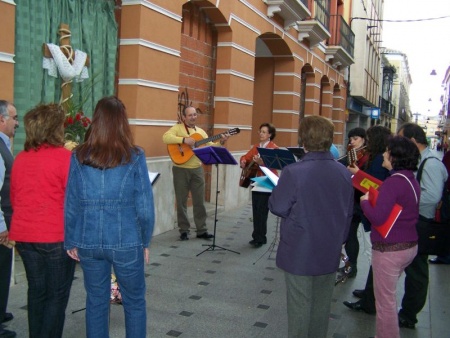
[416,157,450,256]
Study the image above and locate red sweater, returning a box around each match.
[9,146,71,242]
[240,141,279,177]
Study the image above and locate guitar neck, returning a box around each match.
[195,134,223,147]
[246,160,256,170]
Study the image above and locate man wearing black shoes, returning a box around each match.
[0,313,15,338]
[343,266,376,315]
[163,106,228,241]
[429,255,450,264]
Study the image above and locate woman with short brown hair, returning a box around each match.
[9,103,75,338]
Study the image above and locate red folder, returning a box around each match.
[352,170,382,193]
[368,186,403,238]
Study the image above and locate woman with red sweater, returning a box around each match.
[9,104,75,338]
[240,123,278,247]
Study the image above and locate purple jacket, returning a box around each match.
[269,151,354,276]
[362,170,420,244]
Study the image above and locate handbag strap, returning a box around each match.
[416,156,439,184]
[391,173,418,204]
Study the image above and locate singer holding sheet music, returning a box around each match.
[360,136,420,338]
[240,123,278,248]
[343,125,391,315]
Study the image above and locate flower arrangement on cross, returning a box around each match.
[64,98,91,143]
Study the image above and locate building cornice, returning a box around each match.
[122,0,182,22]
[120,39,180,57]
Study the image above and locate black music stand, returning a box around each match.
[257,148,296,170]
[193,146,240,256]
[287,147,306,161]
[252,149,295,263]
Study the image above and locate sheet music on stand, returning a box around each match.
[257,147,296,170]
[286,147,305,161]
[192,146,238,165]
[148,171,160,186]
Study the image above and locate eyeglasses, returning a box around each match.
[4,115,18,121]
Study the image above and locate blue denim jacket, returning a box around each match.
[64,148,155,249]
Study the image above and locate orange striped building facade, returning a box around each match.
[1,0,353,234]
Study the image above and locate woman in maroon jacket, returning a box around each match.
[240,123,278,247]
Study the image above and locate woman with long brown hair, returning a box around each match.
[64,96,155,338]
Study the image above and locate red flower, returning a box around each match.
[64,104,92,143]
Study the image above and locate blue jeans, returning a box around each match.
[16,242,75,338]
[78,247,147,338]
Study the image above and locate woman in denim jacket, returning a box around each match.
[64,96,155,338]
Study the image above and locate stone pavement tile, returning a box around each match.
[5,205,448,337]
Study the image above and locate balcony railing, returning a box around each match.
[329,15,354,58]
[315,0,330,31]
[379,97,394,117]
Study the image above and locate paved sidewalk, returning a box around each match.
[4,203,450,337]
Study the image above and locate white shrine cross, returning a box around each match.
[42,23,90,111]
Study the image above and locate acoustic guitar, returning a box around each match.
[167,128,240,165]
[239,161,259,188]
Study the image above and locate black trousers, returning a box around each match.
[0,215,12,323]
[345,206,362,269]
[399,253,429,324]
[251,191,271,243]
[360,265,376,312]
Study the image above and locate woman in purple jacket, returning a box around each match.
[360,136,420,338]
[269,116,354,337]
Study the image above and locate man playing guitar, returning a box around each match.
[162,106,229,241]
